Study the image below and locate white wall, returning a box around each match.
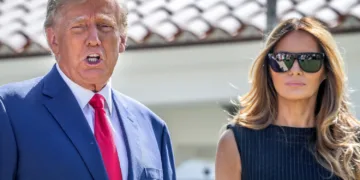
[149,102,230,165]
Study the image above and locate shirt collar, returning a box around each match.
[56,64,113,114]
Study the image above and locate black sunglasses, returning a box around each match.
[267,52,325,73]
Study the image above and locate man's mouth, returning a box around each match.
[86,54,101,65]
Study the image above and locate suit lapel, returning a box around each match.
[42,65,108,180]
[112,91,143,180]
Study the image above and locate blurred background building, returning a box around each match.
[1,0,360,179]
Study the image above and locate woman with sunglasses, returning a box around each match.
[215,17,360,180]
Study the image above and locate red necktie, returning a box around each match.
[89,94,122,180]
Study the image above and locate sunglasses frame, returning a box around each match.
[267,52,326,73]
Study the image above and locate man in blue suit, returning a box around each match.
[0,0,176,179]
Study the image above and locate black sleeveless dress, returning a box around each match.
[227,123,341,180]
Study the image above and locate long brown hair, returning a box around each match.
[233,17,360,180]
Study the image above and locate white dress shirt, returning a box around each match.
[56,64,128,179]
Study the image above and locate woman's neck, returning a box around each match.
[274,95,317,128]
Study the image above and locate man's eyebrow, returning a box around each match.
[96,14,117,25]
[68,16,88,24]
[66,15,117,27]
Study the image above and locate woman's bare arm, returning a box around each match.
[215,129,241,180]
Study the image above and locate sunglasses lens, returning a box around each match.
[268,53,324,73]
[268,53,295,72]
[298,54,323,73]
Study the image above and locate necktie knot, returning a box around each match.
[89,94,105,109]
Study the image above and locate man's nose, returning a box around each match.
[86,25,101,46]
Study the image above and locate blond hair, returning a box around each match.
[233,17,360,180]
[44,0,128,34]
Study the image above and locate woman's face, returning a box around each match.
[269,30,326,101]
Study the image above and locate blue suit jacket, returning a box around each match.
[0,65,176,180]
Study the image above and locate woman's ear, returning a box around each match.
[322,73,327,82]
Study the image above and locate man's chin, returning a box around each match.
[81,69,107,78]
[78,75,109,90]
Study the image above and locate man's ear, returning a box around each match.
[45,27,59,55]
[119,35,127,53]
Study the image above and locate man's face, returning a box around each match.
[46,0,126,91]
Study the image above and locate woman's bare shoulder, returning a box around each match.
[215,129,241,180]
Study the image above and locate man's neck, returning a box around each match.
[56,63,109,92]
